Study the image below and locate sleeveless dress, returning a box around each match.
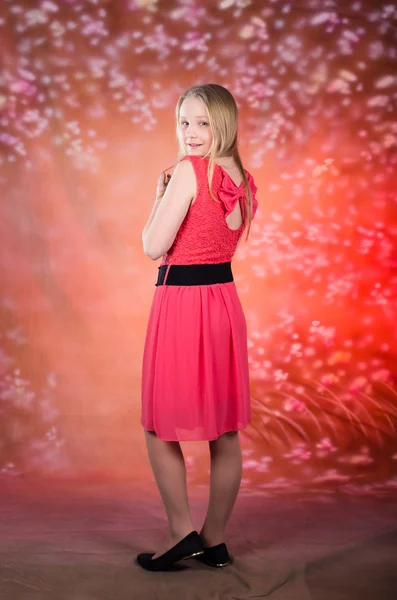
[141,155,258,441]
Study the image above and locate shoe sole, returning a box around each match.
[182,550,204,560]
[194,554,231,567]
[202,559,230,567]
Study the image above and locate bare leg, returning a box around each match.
[200,431,243,547]
[144,430,194,558]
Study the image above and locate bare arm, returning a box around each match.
[142,196,163,238]
[142,160,196,261]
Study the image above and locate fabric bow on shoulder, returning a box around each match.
[217,170,258,219]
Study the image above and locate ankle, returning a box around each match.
[169,524,194,541]
[200,528,225,547]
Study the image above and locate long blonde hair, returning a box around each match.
[175,84,253,239]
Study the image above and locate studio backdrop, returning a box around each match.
[1,0,397,493]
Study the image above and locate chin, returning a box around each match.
[187,148,207,156]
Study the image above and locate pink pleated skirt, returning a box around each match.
[141,281,251,441]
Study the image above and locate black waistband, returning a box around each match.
[156,262,233,286]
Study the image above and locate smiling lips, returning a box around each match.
[188,143,202,148]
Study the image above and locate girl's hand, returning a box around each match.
[156,171,171,200]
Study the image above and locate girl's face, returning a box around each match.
[177,96,213,156]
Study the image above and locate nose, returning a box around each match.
[186,123,198,137]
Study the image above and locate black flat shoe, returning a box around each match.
[195,542,231,568]
[136,531,204,571]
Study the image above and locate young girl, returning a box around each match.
[137,84,258,571]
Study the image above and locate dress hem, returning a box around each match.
[141,422,250,442]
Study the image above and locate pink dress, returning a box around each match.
[141,155,258,441]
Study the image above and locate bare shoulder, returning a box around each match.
[161,158,196,203]
[168,158,196,195]
[174,157,196,179]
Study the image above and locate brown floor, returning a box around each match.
[1,478,396,600]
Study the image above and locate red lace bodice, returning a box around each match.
[161,155,258,266]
